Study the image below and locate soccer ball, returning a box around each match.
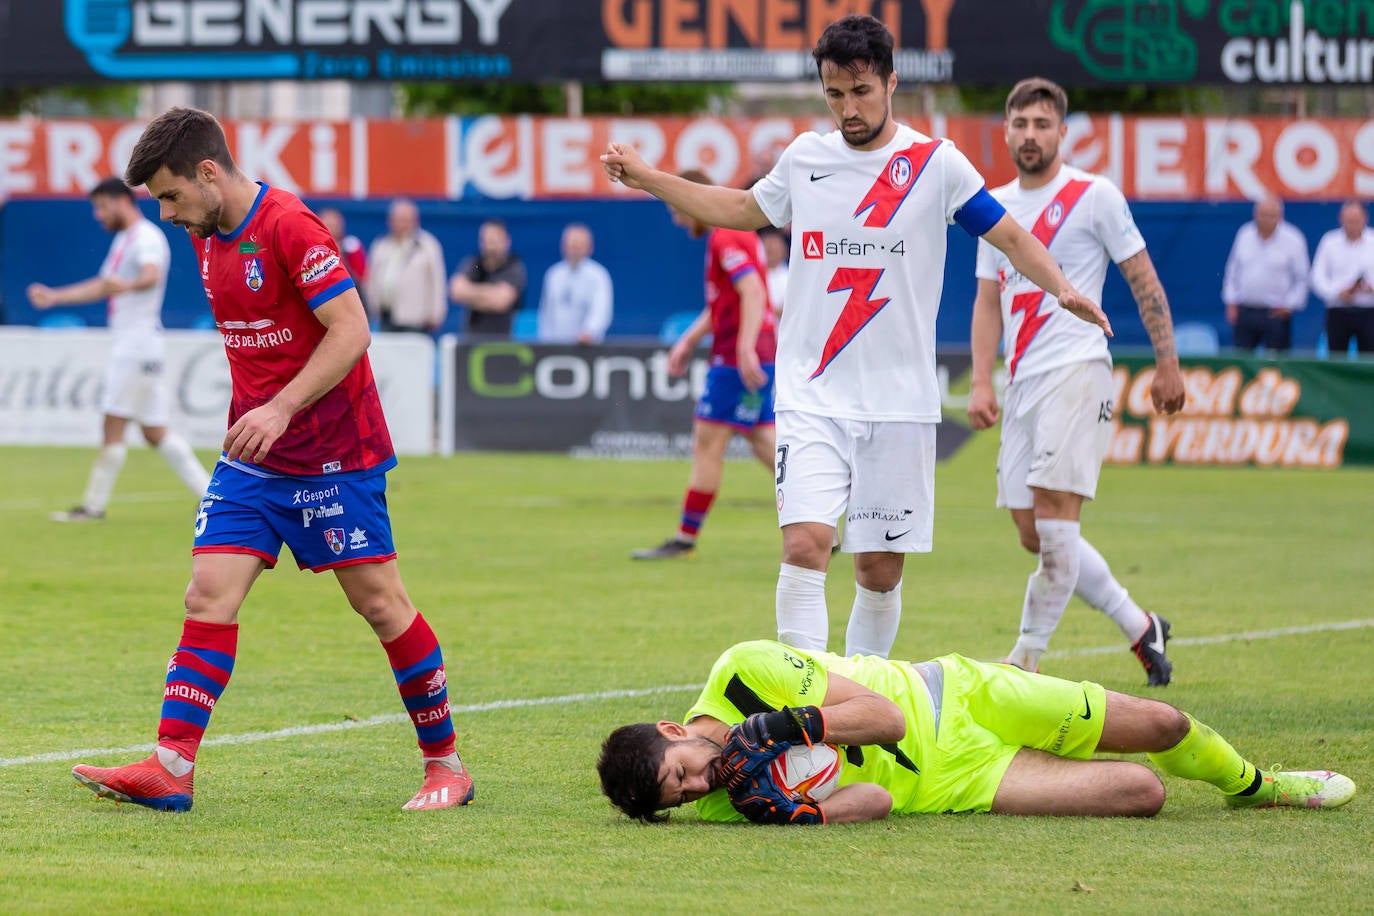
[768,742,844,803]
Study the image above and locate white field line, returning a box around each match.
[5,619,1372,769]
[0,491,186,512]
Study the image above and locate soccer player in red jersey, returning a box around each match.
[631,170,778,560]
[70,108,473,812]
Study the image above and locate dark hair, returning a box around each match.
[678,169,711,186]
[125,107,236,188]
[1005,77,1069,122]
[813,14,894,82]
[597,723,672,823]
[89,177,133,201]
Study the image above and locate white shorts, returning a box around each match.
[774,410,935,553]
[100,355,171,426]
[996,360,1114,510]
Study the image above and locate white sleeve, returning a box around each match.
[583,263,614,339]
[974,237,1000,282]
[1309,234,1338,303]
[133,225,171,273]
[1091,179,1147,263]
[939,141,989,224]
[751,137,800,228]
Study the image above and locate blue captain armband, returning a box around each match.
[953,187,1006,237]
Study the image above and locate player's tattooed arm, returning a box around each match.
[1118,249,1186,414]
[1118,249,1177,362]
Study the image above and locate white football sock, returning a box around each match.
[155,746,194,776]
[1074,537,1151,642]
[1007,519,1081,672]
[157,433,211,497]
[776,563,829,652]
[82,444,127,513]
[844,579,902,658]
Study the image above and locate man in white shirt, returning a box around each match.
[27,177,211,522]
[968,78,1186,685]
[1221,196,1310,353]
[602,15,1110,659]
[1310,200,1374,355]
[537,223,614,344]
[365,199,448,333]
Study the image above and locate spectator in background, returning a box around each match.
[760,227,789,318]
[450,219,527,338]
[1310,200,1374,355]
[320,207,367,285]
[536,223,614,344]
[1221,195,1309,353]
[365,198,447,333]
[26,177,211,522]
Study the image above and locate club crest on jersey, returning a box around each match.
[300,245,341,284]
[888,156,913,189]
[324,527,346,556]
[243,257,264,291]
[1045,201,1065,228]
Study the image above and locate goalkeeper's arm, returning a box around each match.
[820,783,894,824]
[817,673,907,746]
[731,777,894,826]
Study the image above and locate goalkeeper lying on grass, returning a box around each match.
[597,640,1356,824]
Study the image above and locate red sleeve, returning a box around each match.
[275,203,357,309]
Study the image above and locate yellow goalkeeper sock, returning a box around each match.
[1147,714,1262,796]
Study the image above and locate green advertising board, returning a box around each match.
[1107,354,1374,468]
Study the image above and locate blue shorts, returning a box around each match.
[193,462,397,572]
[694,364,776,431]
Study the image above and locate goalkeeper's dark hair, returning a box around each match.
[812,14,894,83]
[597,723,672,823]
[125,107,237,189]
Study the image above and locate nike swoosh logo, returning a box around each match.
[1079,691,1093,721]
[884,529,911,541]
[809,172,835,182]
[1147,621,1166,654]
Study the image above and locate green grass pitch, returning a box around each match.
[0,436,1369,912]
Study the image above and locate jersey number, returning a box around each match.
[809,267,891,380]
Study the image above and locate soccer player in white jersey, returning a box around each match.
[27,177,211,522]
[967,78,1186,684]
[604,16,1111,658]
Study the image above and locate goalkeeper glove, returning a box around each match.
[728,773,826,826]
[720,706,825,787]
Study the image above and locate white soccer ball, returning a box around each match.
[768,742,844,803]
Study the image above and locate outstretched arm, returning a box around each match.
[601,143,770,232]
[27,263,159,308]
[1117,249,1185,414]
[968,277,1004,430]
[982,213,1112,337]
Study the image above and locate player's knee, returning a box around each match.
[1018,530,1040,554]
[1152,704,1191,748]
[183,577,232,621]
[1124,769,1166,817]
[348,589,410,631]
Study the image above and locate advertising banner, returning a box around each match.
[445,340,976,459]
[1106,354,1372,468]
[5,113,1372,202]
[0,328,436,455]
[2,1,1371,87]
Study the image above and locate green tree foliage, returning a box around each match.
[400,81,734,116]
[0,85,139,118]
